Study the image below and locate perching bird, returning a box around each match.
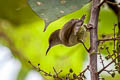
[46,15,87,55]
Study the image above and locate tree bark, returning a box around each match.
[88,0,100,80]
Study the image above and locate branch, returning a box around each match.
[28,61,64,80]
[98,38,120,42]
[78,40,89,52]
[98,54,120,74]
[106,1,120,5]
[88,0,100,80]
[97,0,107,8]
[98,52,105,68]
[97,0,119,8]
[28,61,90,80]
[28,61,53,76]
[79,65,89,79]
[0,32,28,63]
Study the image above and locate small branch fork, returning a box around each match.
[28,61,53,77]
[98,46,120,78]
[78,40,90,52]
[98,54,120,75]
[27,1,120,80]
[98,24,120,42]
[97,24,120,78]
[97,0,120,8]
[78,65,89,79]
[28,60,89,80]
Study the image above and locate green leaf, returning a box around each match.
[27,0,90,31]
[0,1,90,79]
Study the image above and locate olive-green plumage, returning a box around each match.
[46,15,87,55]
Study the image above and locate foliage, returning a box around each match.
[0,0,120,80]
[28,0,90,31]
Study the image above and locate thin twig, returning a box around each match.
[113,24,117,64]
[99,53,105,67]
[106,1,119,5]
[78,40,89,52]
[104,69,117,74]
[97,0,119,8]
[106,47,114,61]
[97,0,107,8]
[113,24,116,50]
[28,61,52,76]
[79,65,89,75]
[28,61,64,80]
[98,54,120,74]
[53,67,58,76]
[98,38,120,42]
[53,67,62,80]
[78,65,89,79]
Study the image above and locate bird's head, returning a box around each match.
[46,29,62,55]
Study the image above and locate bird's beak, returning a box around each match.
[46,45,51,55]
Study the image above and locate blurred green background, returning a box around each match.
[0,0,120,80]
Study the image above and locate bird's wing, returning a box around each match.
[59,19,78,45]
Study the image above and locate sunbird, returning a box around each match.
[46,15,88,55]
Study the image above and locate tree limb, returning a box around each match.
[88,0,100,80]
